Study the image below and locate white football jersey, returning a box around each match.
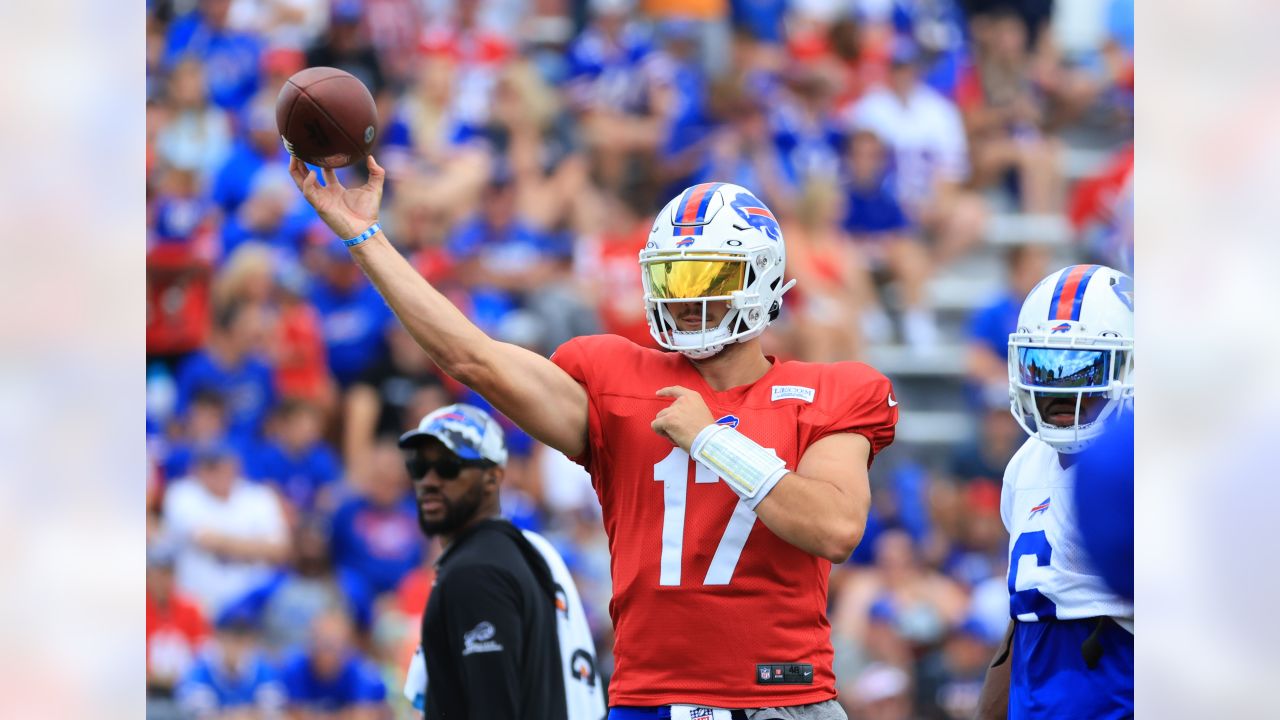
[1002,437,1134,631]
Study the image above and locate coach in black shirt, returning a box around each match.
[399,403,568,719]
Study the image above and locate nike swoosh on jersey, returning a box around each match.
[887,394,898,407]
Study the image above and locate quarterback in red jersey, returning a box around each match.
[290,158,897,718]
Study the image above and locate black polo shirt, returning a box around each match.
[420,518,568,719]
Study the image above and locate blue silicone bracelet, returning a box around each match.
[343,222,381,247]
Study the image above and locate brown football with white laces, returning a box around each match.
[275,66,378,169]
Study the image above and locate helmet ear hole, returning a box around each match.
[768,301,780,321]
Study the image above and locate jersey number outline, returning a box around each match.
[653,447,765,586]
[1008,530,1058,620]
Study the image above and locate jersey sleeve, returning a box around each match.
[805,363,898,464]
[549,335,622,469]
[438,565,525,719]
[1000,453,1017,533]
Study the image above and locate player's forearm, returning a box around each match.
[753,473,868,563]
[347,231,498,381]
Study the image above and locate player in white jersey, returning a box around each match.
[977,264,1135,719]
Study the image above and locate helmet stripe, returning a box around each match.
[691,181,723,223]
[1067,265,1100,320]
[675,182,722,228]
[1049,265,1101,320]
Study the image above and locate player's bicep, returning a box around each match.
[469,340,589,458]
[795,432,872,510]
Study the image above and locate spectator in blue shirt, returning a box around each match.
[730,0,788,46]
[307,242,394,388]
[566,0,655,114]
[281,609,385,717]
[220,162,316,261]
[250,399,343,516]
[651,20,714,197]
[329,440,424,596]
[842,127,940,349]
[843,129,911,240]
[211,91,290,219]
[175,600,286,719]
[447,177,574,341]
[164,0,262,112]
[965,243,1049,407]
[261,517,376,651]
[769,69,846,194]
[703,94,793,213]
[175,300,277,440]
[164,390,232,481]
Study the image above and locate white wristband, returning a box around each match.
[690,425,789,509]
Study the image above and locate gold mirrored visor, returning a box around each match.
[644,256,746,300]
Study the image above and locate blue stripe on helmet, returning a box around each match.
[1048,268,1071,320]
[1069,265,1102,320]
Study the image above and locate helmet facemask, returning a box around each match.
[1007,333,1134,454]
[640,249,789,359]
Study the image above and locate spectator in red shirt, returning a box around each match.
[147,541,210,715]
[572,190,658,349]
[273,261,336,409]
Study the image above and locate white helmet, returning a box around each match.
[639,182,797,359]
[1008,264,1134,454]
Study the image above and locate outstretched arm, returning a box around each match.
[289,157,588,457]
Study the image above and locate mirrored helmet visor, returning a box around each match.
[645,257,745,300]
[1016,347,1113,390]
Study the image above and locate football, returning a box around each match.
[275,67,378,169]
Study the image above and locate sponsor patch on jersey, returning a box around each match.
[771,385,816,403]
[462,621,504,655]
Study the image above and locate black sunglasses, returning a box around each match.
[406,454,493,480]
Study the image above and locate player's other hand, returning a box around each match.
[652,386,715,451]
[288,155,385,240]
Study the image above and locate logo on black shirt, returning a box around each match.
[462,621,504,655]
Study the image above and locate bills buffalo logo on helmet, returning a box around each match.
[729,192,781,242]
[1110,274,1134,311]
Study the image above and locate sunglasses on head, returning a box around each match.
[405,453,493,480]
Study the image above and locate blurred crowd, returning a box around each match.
[145,0,1134,716]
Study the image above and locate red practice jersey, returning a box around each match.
[552,334,897,707]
